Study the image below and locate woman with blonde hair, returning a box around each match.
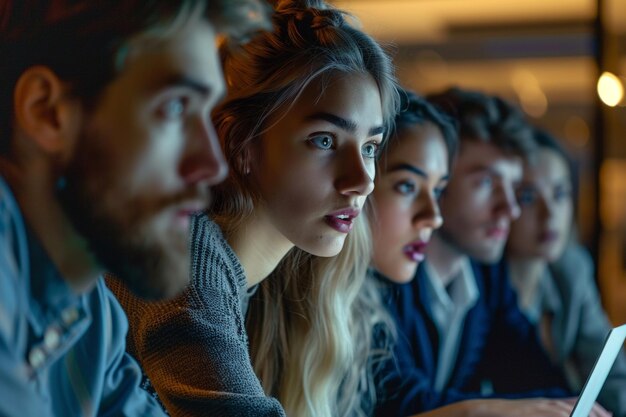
[109,0,399,416]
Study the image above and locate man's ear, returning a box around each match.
[13,66,81,155]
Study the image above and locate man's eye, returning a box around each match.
[516,188,537,205]
[395,180,416,195]
[554,186,572,202]
[309,134,334,150]
[160,98,186,119]
[362,141,380,159]
[478,176,493,188]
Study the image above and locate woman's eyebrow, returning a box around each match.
[388,163,429,179]
[305,112,384,136]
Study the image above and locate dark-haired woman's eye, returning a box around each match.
[395,180,416,195]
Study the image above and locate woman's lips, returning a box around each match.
[325,207,360,233]
[539,230,559,243]
[403,241,428,263]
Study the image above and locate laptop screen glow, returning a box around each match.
[570,323,626,417]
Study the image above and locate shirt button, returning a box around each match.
[44,327,61,350]
[61,308,79,326]
[28,347,46,369]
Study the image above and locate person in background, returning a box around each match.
[0,0,268,416]
[375,87,610,417]
[367,88,454,410]
[369,90,455,285]
[108,1,400,416]
[507,127,626,417]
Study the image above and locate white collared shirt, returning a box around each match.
[423,258,480,391]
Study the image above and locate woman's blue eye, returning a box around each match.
[362,142,380,159]
[395,181,416,195]
[309,134,334,150]
[434,186,446,200]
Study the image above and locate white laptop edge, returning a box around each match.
[570,323,626,417]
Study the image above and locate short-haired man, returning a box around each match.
[376,88,584,417]
[0,1,280,416]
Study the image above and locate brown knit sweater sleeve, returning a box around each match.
[107,213,286,417]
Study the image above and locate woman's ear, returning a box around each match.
[13,66,81,156]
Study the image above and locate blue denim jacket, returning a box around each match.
[0,177,166,416]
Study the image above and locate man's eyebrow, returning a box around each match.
[306,112,384,137]
[388,163,450,181]
[465,165,500,177]
[162,75,212,96]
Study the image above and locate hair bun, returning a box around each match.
[271,0,328,10]
[309,8,344,29]
[272,0,345,32]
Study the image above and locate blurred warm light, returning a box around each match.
[333,0,594,43]
[597,72,624,107]
[511,69,548,118]
[564,116,590,148]
[600,159,626,230]
[511,69,537,93]
[519,89,548,118]
[413,50,449,81]
[605,0,626,35]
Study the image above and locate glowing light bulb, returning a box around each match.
[597,72,624,107]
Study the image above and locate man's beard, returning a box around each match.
[56,132,205,300]
[58,178,192,300]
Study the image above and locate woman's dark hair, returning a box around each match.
[386,88,458,167]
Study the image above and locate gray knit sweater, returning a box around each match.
[108,213,286,417]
